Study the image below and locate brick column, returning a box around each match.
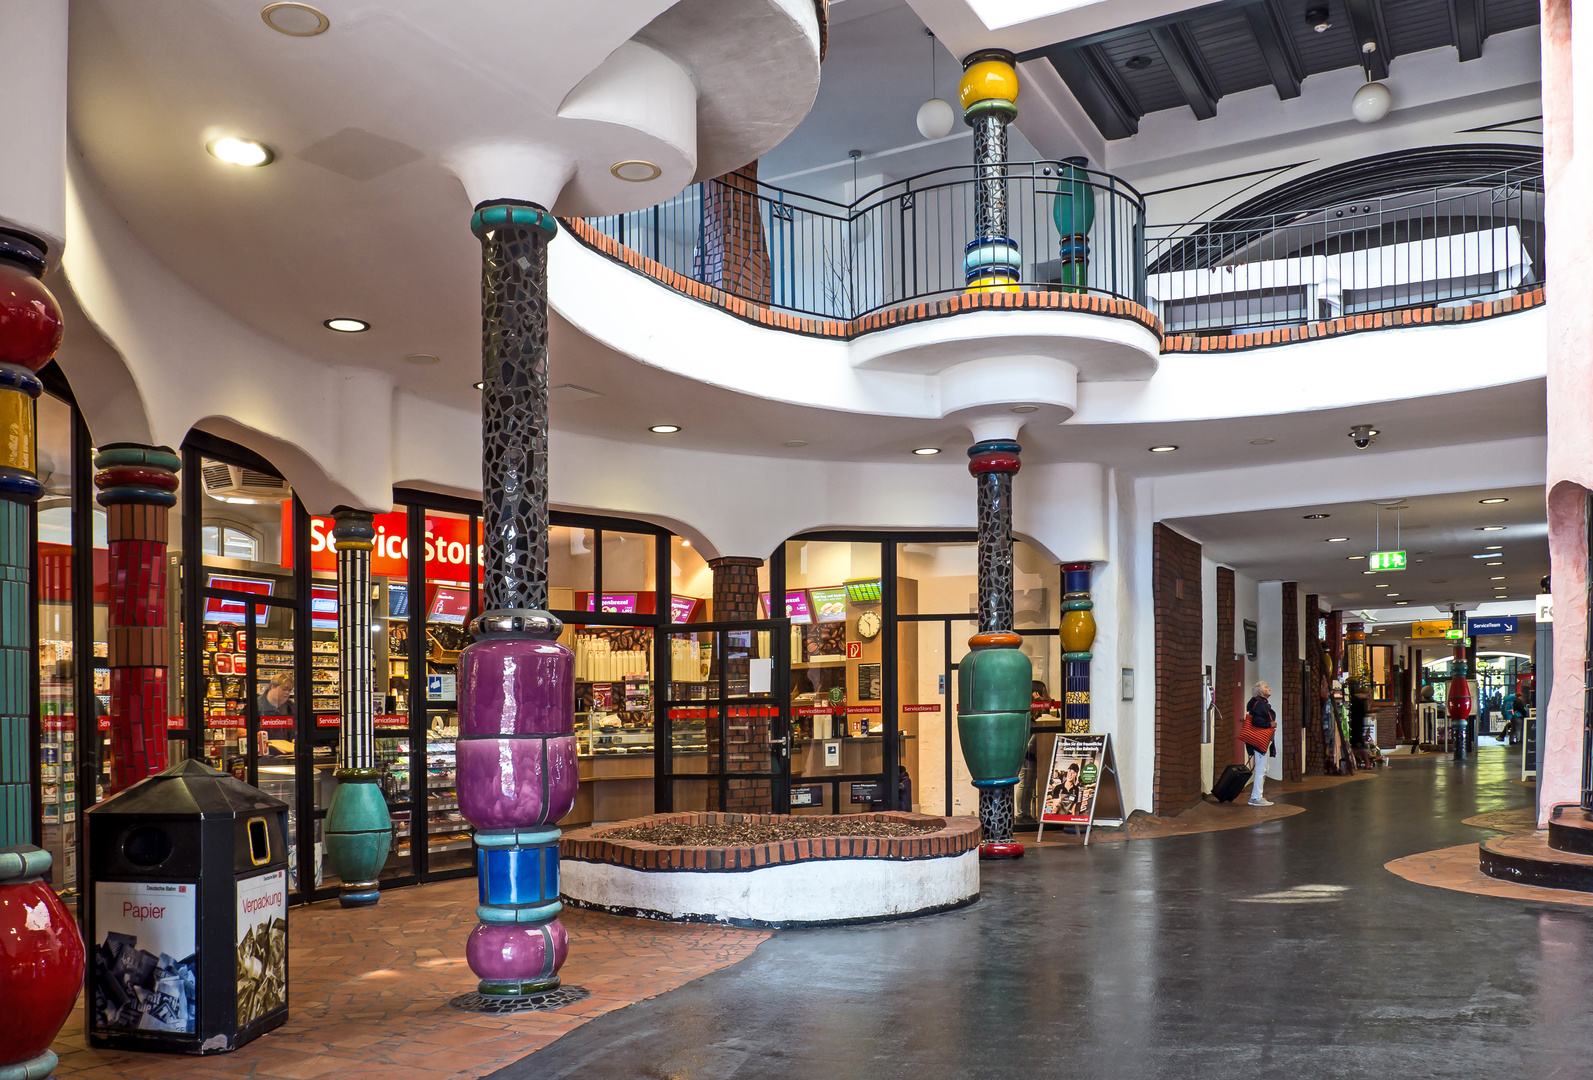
[93,446,181,794]
[1281,583,1302,782]
[1153,523,1203,813]
[1215,568,1236,775]
[1304,593,1327,775]
[696,164,771,304]
[709,557,767,812]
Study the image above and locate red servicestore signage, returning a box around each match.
[168,716,186,729]
[98,717,110,731]
[286,508,483,581]
[846,706,882,714]
[375,714,408,728]
[795,706,834,716]
[260,716,294,729]
[42,716,72,731]
[207,715,246,729]
[316,714,341,728]
[903,704,942,713]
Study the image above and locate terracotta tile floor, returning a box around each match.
[1385,841,1593,909]
[51,879,770,1080]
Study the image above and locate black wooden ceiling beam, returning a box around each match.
[1343,0,1392,79]
[1243,0,1303,99]
[1449,0,1484,60]
[1044,44,1141,140]
[1148,23,1219,120]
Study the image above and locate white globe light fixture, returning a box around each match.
[917,98,955,140]
[1351,80,1391,124]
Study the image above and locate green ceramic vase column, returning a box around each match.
[1052,156,1096,293]
[322,508,392,906]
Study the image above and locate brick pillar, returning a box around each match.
[710,557,767,812]
[1304,593,1327,775]
[696,164,771,304]
[1214,568,1236,776]
[1281,583,1302,782]
[1152,523,1203,813]
[93,444,181,794]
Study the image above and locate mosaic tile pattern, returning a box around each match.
[971,113,1008,244]
[979,785,1015,845]
[334,512,376,770]
[474,206,553,615]
[974,469,1014,635]
[0,497,31,847]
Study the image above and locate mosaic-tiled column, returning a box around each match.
[0,229,84,1080]
[457,201,576,1001]
[323,509,392,907]
[1060,563,1095,733]
[93,443,180,794]
[959,50,1020,292]
[958,439,1030,859]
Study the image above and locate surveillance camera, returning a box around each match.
[1348,424,1379,449]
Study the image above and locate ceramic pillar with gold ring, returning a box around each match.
[958,49,1020,292]
[1060,562,1096,734]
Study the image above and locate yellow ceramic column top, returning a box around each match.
[959,50,1019,121]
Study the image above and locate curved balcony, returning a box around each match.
[573,160,1546,354]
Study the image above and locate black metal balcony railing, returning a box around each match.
[583,162,1544,335]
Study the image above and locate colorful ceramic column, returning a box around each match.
[0,229,84,1080]
[1052,157,1095,293]
[457,201,576,1000]
[93,443,180,795]
[958,439,1031,859]
[323,508,392,907]
[1060,563,1096,734]
[958,50,1021,293]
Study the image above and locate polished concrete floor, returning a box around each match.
[496,745,1593,1080]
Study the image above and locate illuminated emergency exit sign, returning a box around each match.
[1368,550,1407,571]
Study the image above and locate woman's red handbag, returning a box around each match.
[1238,718,1274,753]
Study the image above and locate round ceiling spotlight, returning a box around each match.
[207,136,274,167]
[1124,55,1154,70]
[649,424,681,434]
[261,2,329,36]
[1351,80,1392,124]
[611,160,662,182]
[404,353,439,365]
[1010,405,1039,414]
[1148,445,1179,453]
[1305,6,1332,31]
[1303,513,1329,519]
[913,447,942,456]
[323,317,369,333]
[1479,497,1508,504]
[916,98,955,140]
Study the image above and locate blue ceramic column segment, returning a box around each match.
[323,509,392,907]
[458,202,578,997]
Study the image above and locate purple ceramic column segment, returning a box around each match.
[459,200,574,997]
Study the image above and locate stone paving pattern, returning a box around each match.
[50,881,768,1080]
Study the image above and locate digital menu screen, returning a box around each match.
[809,586,849,623]
[310,583,338,631]
[671,596,703,623]
[204,575,273,625]
[844,578,883,604]
[585,592,638,614]
[387,582,409,619]
[427,584,471,625]
[785,591,813,624]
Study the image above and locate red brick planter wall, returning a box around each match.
[561,812,980,872]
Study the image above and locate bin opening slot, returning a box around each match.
[247,817,271,865]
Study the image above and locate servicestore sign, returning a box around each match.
[284,508,483,579]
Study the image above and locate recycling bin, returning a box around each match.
[85,759,290,1054]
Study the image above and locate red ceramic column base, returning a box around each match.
[980,841,1026,860]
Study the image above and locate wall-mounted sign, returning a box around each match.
[843,578,882,604]
[846,641,863,660]
[670,596,703,623]
[1368,550,1407,571]
[789,784,826,808]
[1538,593,1554,624]
[849,780,883,804]
[1243,620,1258,661]
[762,592,813,624]
[809,586,849,622]
[1468,616,1518,636]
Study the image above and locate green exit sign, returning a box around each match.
[1368,550,1407,571]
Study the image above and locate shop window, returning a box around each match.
[670,536,710,622]
[548,526,595,611]
[419,509,476,873]
[896,542,977,616]
[35,394,77,895]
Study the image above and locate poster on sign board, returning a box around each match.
[236,869,288,1025]
[93,881,197,1033]
[1037,734,1122,845]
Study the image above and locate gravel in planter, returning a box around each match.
[600,818,942,846]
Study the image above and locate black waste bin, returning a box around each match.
[86,759,290,1054]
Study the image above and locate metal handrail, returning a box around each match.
[582,161,1545,334]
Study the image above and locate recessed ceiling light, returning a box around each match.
[1348,555,1366,561]
[1490,576,1505,580]
[1305,6,1333,31]
[1375,583,1390,588]
[913,447,942,456]
[1495,586,1507,591]
[1386,593,1399,597]
[784,440,808,447]
[261,2,329,35]
[1303,513,1329,519]
[1486,544,1503,550]
[1326,537,1349,542]
[1487,561,1503,567]
[1148,445,1178,453]
[324,317,369,332]
[1363,570,1376,575]
[1249,438,1275,445]
[405,353,439,365]
[1395,601,1409,605]
[472,381,484,391]
[681,540,691,548]
[649,424,681,434]
[207,136,274,167]
[1479,497,1508,504]
[611,160,663,182]
[1011,405,1039,414]
[1124,55,1154,69]
[1478,526,1506,531]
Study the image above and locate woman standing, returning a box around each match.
[1244,681,1276,806]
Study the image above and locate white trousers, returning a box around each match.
[1249,749,1269,801]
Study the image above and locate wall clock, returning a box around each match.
[857,610,882,641]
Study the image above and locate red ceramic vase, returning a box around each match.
[0,259,63,371]
[0,850,86,1075]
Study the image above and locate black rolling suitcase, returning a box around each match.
[1213,763,1252,803]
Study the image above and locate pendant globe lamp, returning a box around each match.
[915,29,955,140]
[1350,50,1391,123]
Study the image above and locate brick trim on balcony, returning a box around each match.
[560,811,980,872]
[563,216,1165,341]
[1161,287,1545,353]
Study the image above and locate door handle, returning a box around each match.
[770,735,789,756]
